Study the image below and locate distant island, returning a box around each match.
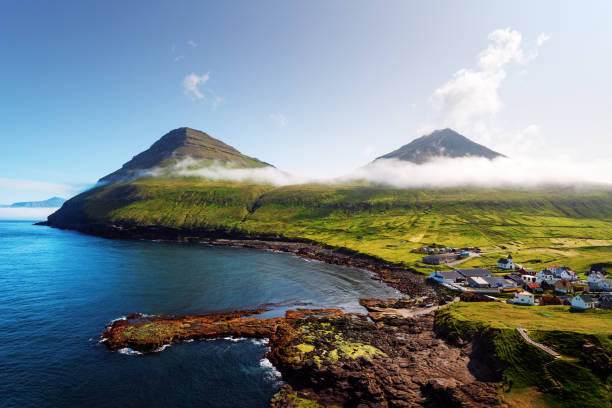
[1,196,66,208]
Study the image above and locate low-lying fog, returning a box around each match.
[146,156,612,190]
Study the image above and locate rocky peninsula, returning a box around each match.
[103,298,501,407]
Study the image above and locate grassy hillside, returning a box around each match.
[436,303,612,408]
[48,177,612,272]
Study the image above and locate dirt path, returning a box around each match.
[516,328,561,359]
[446,252,480,267]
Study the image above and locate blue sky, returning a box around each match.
[1,0,611,203]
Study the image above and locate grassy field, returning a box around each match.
[49,177,612,274]
[436,303,612,408]
[444,302,612,334]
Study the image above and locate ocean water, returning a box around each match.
[0,221,401,408]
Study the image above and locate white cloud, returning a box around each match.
[187,40,197,47]
[361,145,375,158]
[212,95,223,109]
[537,33,551,47]
[349,157,612,188]
[269,112,287,127]
[182,73,210,99]
[174,55,184,62]
[144,155,612,190]
[429,28,550,148]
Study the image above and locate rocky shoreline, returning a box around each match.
[103,303,500,408]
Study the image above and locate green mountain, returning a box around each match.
[376,128,505,164]
[99,127,271,183]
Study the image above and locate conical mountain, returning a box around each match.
[100,127,271,183]
[375,128,505,164]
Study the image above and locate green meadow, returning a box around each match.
[59,177,612,274]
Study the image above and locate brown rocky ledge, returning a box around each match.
[103,303,500,407]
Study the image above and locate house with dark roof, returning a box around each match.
[518,267,536,276]
[497,254,514,270]
[456,269,492,278]
[537,270,558,285]
[599,294,612,310]
[589,265,608,275]
[571,293,594,310]
[505,274,524,286]
[422,253,458,265]
[554,280,573,294]
[483,276,503,288]
[429,270,464,284]
[525,282,542,294]
[467,277,490,288]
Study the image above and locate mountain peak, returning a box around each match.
[99,127,271,183]
[375,128,505,164]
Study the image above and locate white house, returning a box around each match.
[513,291,535,306]
[546,266,577,280]
[600,278,612,291]
[497,255,514,270]
[521,275,537,284]
[468,276,490,288]
[537,270,559,285]
[571,293,595,310]
[560,268,577,281]
[588,271,605,284]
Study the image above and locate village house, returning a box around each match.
[513,291,535,306]
[497,254,514,270]
[599,294,612,310]
[553,280,573,294]
[560,269,577,281]
[483,276,504,288]
[422,253,458,265]
[547,266,577,281]
[599,278,612,291]
[505,274,524,287]
[571,293,595,310]
[587,270,606,284]
[537,270,559,285]
[525,282,543,294]
[468,277,490,288]
[456,269,492,278]
[429,270,464,284]
[500,278,520,289]
[589,266,608,275]
[518,267,537,276]
[521,274,537,284]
